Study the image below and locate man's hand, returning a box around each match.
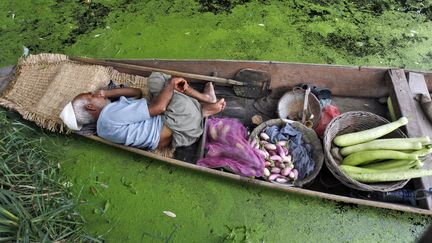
[170,77,189,93]
[92,90,107,98]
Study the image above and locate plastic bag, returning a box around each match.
[314,105,340,138]
[197,118,265,177]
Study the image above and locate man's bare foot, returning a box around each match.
[203,82,217,103]
[202,98,226,117]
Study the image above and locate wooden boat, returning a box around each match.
[1,57,432,215]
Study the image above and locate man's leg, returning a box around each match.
[201,98,226,117]
[150,72,216,104]
[183,82,217,104]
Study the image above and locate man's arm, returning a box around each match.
[95,87,142,99]
[148,77,185,116]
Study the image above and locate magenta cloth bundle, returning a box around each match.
[197,118,265,177]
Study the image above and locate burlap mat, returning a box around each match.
[0,53,174,157]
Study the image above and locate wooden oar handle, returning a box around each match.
[301,87,311,124]
[70,57,246,86]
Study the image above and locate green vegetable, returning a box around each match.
[334,117,409,147]
[340,139,422,156]
[362,159,416,170]
[411,147,432,157]
[340,165,382,174]
[387,97,397,122]
[342,150,418,166]
[341,169,432,183]
[414,161,424,169]
[416,136,431,145]
[341,163,417,174]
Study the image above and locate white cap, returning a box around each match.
[59,102,82,131]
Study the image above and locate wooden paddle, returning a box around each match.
[70,57,269,98]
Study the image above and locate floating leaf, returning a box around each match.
[163,211,176,218]
[102,200,110,215]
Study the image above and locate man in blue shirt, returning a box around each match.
[60,72,226,150]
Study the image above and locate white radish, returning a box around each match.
[281,167,292,176]
[263,168,271,177]
[282,155,291,163]
[277,140,287,146]
[264,144,277,151]
[270,155,282,162]
[250,138,257,147]
[255,149,267,158]
[292,169,298,180]
[268,173,280,181]
[276,144,285,157]
[260,132,270,141]
[271,167,281,174]
[276,178,288,183]
[289,171,296,180]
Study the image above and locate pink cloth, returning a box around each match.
[197,118,265,177]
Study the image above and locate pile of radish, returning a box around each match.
[250,132,298,183]
[333,117,432,183]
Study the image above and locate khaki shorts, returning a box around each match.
[148,72,204,148]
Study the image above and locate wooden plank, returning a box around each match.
[100,59,432,97]
[387,69,432,210]
[104,59,390,98]
[412,71,432,93]
[86,134,432,215]
[198,118,208,160]
[408,72,432,209]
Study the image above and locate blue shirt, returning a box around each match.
[97,96,163,150]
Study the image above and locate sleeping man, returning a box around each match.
[60,72,226,150]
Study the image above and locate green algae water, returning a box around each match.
[2,0,432,241]
[59,136,432,242]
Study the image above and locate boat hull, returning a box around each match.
[2,58,432,215]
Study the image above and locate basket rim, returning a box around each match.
[249,118,324,187]
[277,90,322,128]
[323,111,409,192]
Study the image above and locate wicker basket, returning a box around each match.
[323,111,409,192]
[249,118,324,187]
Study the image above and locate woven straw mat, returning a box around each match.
[0,53,174,157]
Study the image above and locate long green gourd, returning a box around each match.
[362,159,416,170]
[340,164,418,174]
[340,140,422,156]
[342,150,418,166]
[334,117,409,147]
[411,147,432,157]
[341,169,432,183]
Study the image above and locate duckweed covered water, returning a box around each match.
[1,0,432,241]
[59,136,432,242]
